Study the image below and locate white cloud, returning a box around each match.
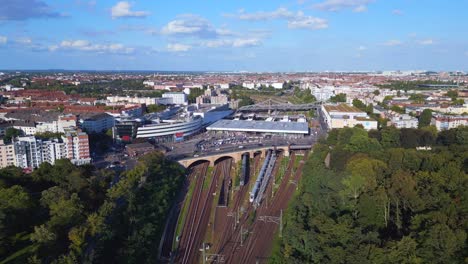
[51,39,134,54]
[225,8,328,30]
[161,15,220,38]
[358,45,367,51]
[167,43,191,52]
[314,0,374,12]
[111,1,149,19]
[288,16,328,30]
[392,9,403,16]
[48,45,58,51]
[202,38,262,48]
[0,36,7,44]
[353,5,367,13]
[16,37,32,44]
[227,7,295,21]
[418,39,434,45]
[232,38,261,48]
[383,40,403,46]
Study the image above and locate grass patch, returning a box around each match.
[203,166,213,190]
[275,157,289,185]
[247,210,256,226]
[234,160,241,187]
[293,155,303,170]
[204,184,220,246]
[173,175,197,250]
[268,231,283,264]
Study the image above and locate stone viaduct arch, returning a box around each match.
[178,146,292,168]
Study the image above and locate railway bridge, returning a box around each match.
[177,144,312,168]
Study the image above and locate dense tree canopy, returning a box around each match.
[329,93,347,103]
[419,109,433,128]
[0,152,185,263]
[271,126,468,264]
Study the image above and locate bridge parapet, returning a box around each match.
[177,146,291,168]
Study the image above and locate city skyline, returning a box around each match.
[0,0,467,71]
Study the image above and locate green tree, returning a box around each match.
[380,126,401,148]
[146,104,167,113]
[4,127,22,143]
[30,224,57,244]
[409,93,426,103]
[418,109,432,128]
[352,99,367,111]
[329,93,346,103]
[446,90,458,100]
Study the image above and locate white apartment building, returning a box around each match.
[80,113,115,134]
[311,86,336,101]
[242,82,257,89]
[42,140,66,165]
[14,136,43,169]
[390,114,419,129]
[107,96,159,105]
[0,128,91,169]
[162,92,188,105]
[218,83,230,89]
[431,114,468,131]
[322,104,378,131]
[13,122,37,135]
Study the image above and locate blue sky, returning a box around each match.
[0,0,467,71]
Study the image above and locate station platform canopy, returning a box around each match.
[206,119,309,134]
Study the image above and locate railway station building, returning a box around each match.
[206,119,309,137]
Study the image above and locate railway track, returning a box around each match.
[175,162,208,263]
[241,152,308,263]
[211,153,262,258]
[159,163,206,261]
[178,159,228,264]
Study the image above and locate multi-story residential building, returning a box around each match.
[58,115,78,132]
[14,136,43,169]
[431,114,468,131]
[162,92,188,105]
[62,129,91,165]
[0,139,16,168]
[107,96,159,105]
[0,128,90,169]
[389,114,419,129]
[311,86,336,101]
[79,113,115,133]
[42,139,66,165]
[322,104,378,130]
[13,121,37,135]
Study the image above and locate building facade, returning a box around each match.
[62,129,91,165]
[322,104,378,130]
[162,92,188,105]
[80,113,115,134]
[431,114,468,131]
[0,139,16,168]
[136,116,203,142]
[14,136,43,169]
[390,114,419,129]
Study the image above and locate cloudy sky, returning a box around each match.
[0,0,466,71]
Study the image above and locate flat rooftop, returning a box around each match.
[323,104,363,113]
[206,119,309,134]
